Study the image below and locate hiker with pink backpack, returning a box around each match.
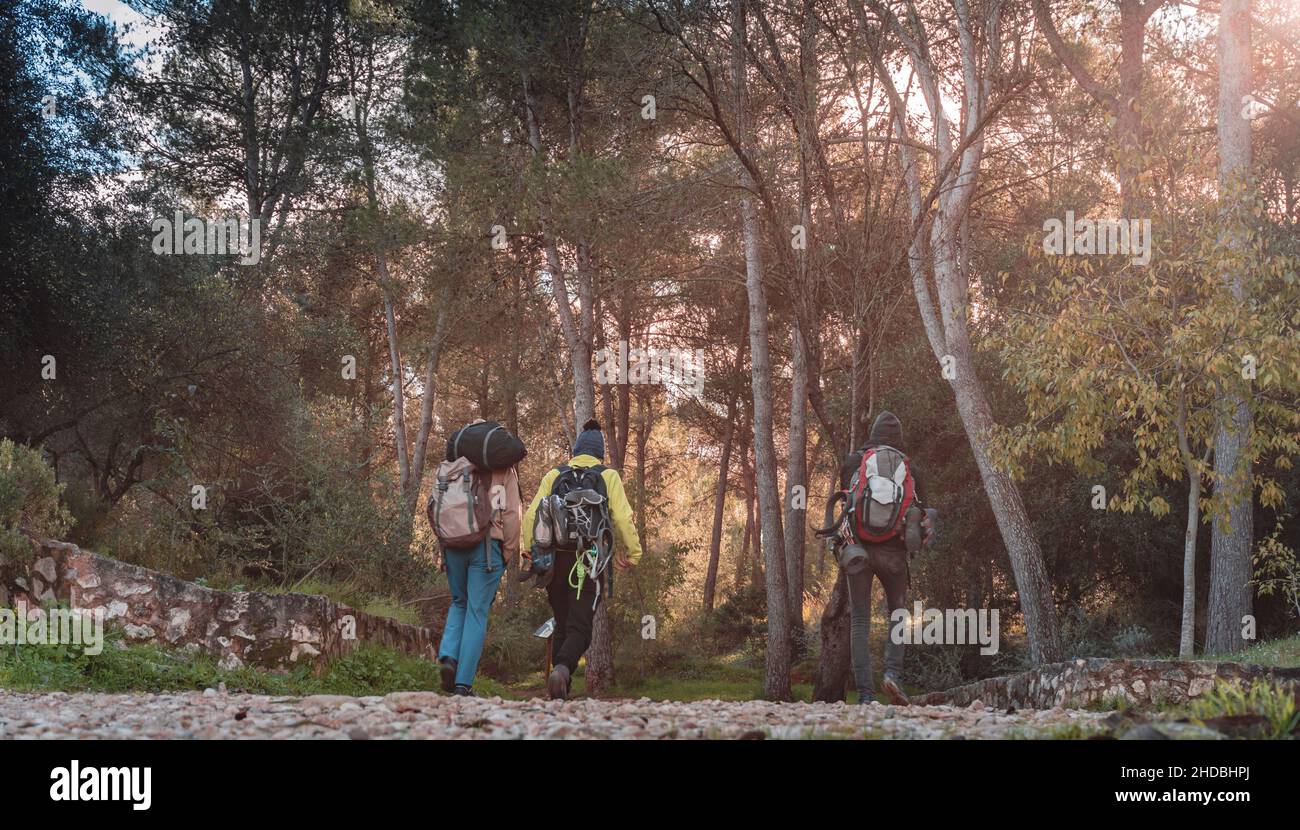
[818,411,934,706]
[426,420,526,696]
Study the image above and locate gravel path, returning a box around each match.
[0,690,1108,739]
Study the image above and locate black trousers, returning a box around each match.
[846,544,909,694]
[546,550,602,673]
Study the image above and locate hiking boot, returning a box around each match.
[547,664,571,700]
[882,673,911,706]
[453,684,477,697]
[857,692,876,705]
[438,657,458,693]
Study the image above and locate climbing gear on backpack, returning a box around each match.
[566,531,614,609]
[847,445,916,544]
[568,535,613,604]
[815,489,869,574]
[427,457,494,552]
[445,420,527,471]
[569,546,590,598]
[531,464,615,606]
[545,466,612,554]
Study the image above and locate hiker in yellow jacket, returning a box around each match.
[522,419,642,699]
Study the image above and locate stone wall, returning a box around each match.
[0,539,439,673]
[916,657,1300,709]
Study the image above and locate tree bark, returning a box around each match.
[812,569,851,702]
[380,287,410,496]
[784,322,809,651]
[705,314,748,611]
[1207,0,1256,654]
[732,0,791,701]
[405,308,450,517]
[1175,393,1201,659]
[737,476,753,594]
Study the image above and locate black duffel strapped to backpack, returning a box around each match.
[445,420,527,470]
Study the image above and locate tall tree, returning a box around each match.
[729,0,793,699]
[859,0,1062,662]
[1033,0,1167,210]
[1207,0,1256,654]
[340,6,451,518]
[704,310,748,611]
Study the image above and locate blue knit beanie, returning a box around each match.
[572,418,605,460]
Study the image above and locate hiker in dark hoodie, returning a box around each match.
[522,420,642,700]
[836,410,932,705]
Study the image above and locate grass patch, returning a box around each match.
[0,628,512,698]
[1128,637,1300,671]
[1085,692,1137,713]
[1211,634,1300,668]
[1183,678,1299,739]
[564,655,815,702]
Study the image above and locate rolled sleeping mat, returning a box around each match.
[446,420,527,470]
[904,506,939,555]
[837,542,869,575]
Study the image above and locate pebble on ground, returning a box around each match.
[0,691,1107,739]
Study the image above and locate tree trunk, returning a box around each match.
[948,348,1061,663]
[705,315,748,611]
[1175,396,1201,659]
[812,570,851,702]
[784,322,809,654]
[503,272,523,608]
[586,352,643,700]
[381,287,410,497]
[634,391,650,537]
[1207,0,1255,655]
[736,480,753,594]
[522,61,606,687]
[586,597,615,698]
[1180,470,1202,659]
[732,0,790,701]
[928,173,1061,664]
[406,306,450,517]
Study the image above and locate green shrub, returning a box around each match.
[1187,679,1299,739]
[478,595,551,681]
[702,584,768,655]
[0,439,72,563]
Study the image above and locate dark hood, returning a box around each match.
[867,410,903,450]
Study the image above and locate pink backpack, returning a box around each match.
[427,457,494,549]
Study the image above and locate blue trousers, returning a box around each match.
[437,538,504,688]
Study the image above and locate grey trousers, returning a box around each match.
[846,545,909,696]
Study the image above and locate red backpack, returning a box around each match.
[847,445,915,544]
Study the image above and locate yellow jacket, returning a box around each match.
[522,454,643,564]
